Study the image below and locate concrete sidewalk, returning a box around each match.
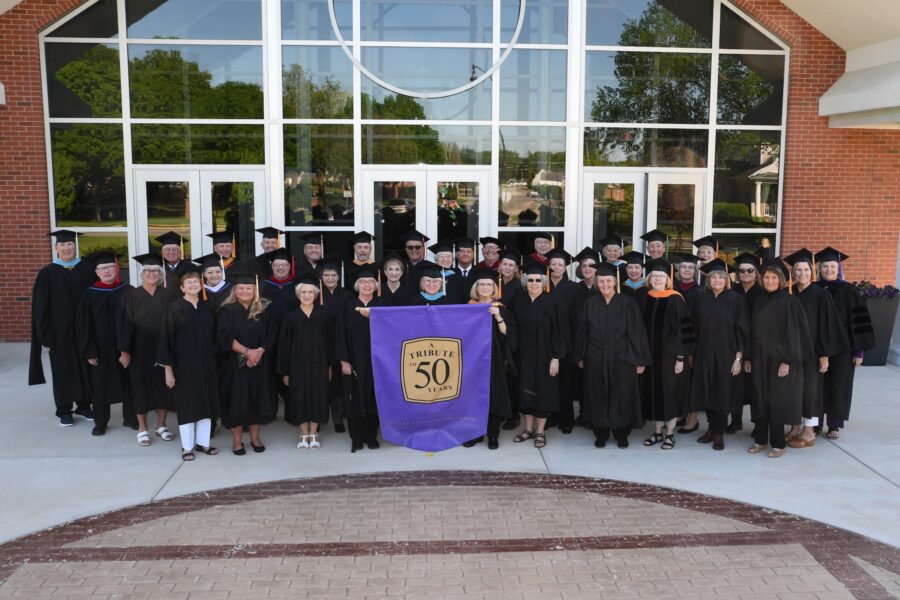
[2,342,898,548]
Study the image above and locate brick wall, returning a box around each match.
[1,0,898,341]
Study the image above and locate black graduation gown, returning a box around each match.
[277,304,332,425]
[620,283,648,312]
[260,277,300,328]
[675,281,701,302]
[295,258,318,278]
[405,260,426,289]
[160,261,192,302]
[575,293,652,429]
[440,271,466,304]
[201,282,232,313]
[322,285,355,406]
[334,297,382,418]
[345,260,376,291]
[118,285,174,414]
[380,283,418,307]
[641,291,691,422]
[452,266,477,300]
[412,292,455,306]
[511,292,563,412]
[750,290,815,424]
[251,253,273,278]
[215,302,278,428]
[817,280,876,420]
[793,284,850,419]
[29,261,96,412]
[688,288,750,415]
[76,283,133,412]
[156,298,219,425]
[470,301,516,420]
[733,283,765,409]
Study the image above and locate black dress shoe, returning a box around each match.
[502,418,520,431]
[594,439,606,448]
[712,435,725,451]
[233,445,246,456]
[91,426,106,436]
[544,417,557,430]
[351,442,363,453]
[250,442,266,453]
[561,427,572,434]
[462,436,483,447]
[678,423,699,434]
[367,440,380,449]
[334,422,346,433]
[617,438,629,449]
[123,421,139,431]
[697,430,714,444]
[75,407,94,421]
[488,438,499,450]
[725,420,743,434]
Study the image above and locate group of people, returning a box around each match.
[29,225,876,460]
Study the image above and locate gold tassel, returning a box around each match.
[812,255,817,282]
[202,275,207,301]
[220,256,226,281]
[320,234,325,259]
[550,234,555,250]
[545,266,550,293]
[377,270,382,297]
[669,264,674,290]
[255,274,259,299]
[616,265,621,294]
[498,272,503,299]
[788,269,793,294]
[319,282,324,305]
[231,232,236,259]
[180,236,184,261]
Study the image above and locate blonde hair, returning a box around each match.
[220,285,271,320]
[469,277,499,301]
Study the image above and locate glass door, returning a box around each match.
[199,171,267,262]
[646,172,705,255]
[580,171,646,251]
[134,170,201,258]
[425,170,490,249]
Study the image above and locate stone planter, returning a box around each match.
[862,297,899,366]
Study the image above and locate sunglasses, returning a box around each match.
[405,245,423,250]
[738,268,756,274]
[581,263,597,269]
[526,278,543,283]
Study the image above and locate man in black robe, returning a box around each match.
[546,249,579,433]
[729,252,765,433]
[428,241,465,304]
[295,232,325,277]
[156,231,192,302]
[498,249,524,429]
[318,256,355,433]
[76,252,134,435]
[207,230,237,272]
[401,230,430,289]
[345,231,377,289]
[29,230,96,426]
[640,229,669,261]
[453,236,477,299]
[251,226,284,278]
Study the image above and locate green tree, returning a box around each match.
[54,44,121,117]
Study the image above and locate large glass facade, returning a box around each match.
[42,0,787,271]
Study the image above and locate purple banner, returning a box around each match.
[369,304,492,452]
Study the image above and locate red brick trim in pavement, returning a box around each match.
[0,471,896,599]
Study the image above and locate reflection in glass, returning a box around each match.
[437,181,479,243]
[45,43,121,118]
[132,125,265,164]
[211,182,256,263]
[499,127,566,227]
[286,231,356,265]
[717,54,784,125]
[283,125,354,227]
[361,0,491,43]
[126,0,261,40]
[374,181,417,258]
[362,125,490,165]
[79,232,130,282]
[361,47,491,120]
[282,46,353,119]
[655,183,696,254]
[713,130,779,229]
[128,45,264,119]
[146,181,191,257]
[593,183,635,249]
[501,0,567,44]
[281,0,351,40]
[712,233,776,263]
[47,0,118,38]
[719,6,781,50]
[584,128,707,167]
[586,51,710,123]
[497,231,566,260]
[585,0,713,47]
[500,49,567,122]
[51,124,125,226]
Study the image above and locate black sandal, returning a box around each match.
[661,435,675,450]
[643,432,664,447]
[181,451,195,461]
[513,429,534,443]
[533,432,546,449]
[195,445,219,455]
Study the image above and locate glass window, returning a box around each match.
[500,49,567,122]
[374,181,417,258]
[584,127,707,167]
[283,125,355,227]
[654,182,697,254]
[51,124,125,226]
[126,0,262,40]
[209,181,257,263]
[360,47,491,120]
[499,126,566,227]
[712,233,776,262]
[713,130,780,229]
[436,180,480,243]
[719,6,782,50]
[128,45,264,119]
[592,181,635,249]
[501,0,567,44]
[131,124,265,164]
[45,43,121,118]
[362,125,491,165]
[79,232,130,282]
[585,51,710,123]
[47,0,118,38]
[717,54,784,126]
[585,0,713,47]
[498,231,566,258]
[281,0,351,40]
[146,181,191,257]
[361,0,492,43]
[282,46,353,119]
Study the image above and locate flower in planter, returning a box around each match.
[853,280,900,299]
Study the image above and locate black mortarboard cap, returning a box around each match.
[299,232,324,247]
[416,260,443,279]
[454,236,476,249]
[155,231,186,246]
[207,231,233,245]
[195,252,225,270]
[782,248,814,267]
[693,235,719,250]
[761,258,790,280]
[255,226,283,239]
[500,249,521,263]
[264,248,293,263]
[673,253,700,265]
[533,232,553,242]
[479,236,503,248]
[733,252,761,268]
[228,269,258,286]
[400,230,430,244]
[545,248,572,265]
[295,274,320,287]
[621,251,646,265]
[48,229,82,243]
[352,231,375,244]
[645,258,672,274]
[317,255,343,273]
[470,268,499,283]
[640,229,668,243]
[598,234,624,248]
[352,264,380,282]
[574,247,600,264]
[699,258,728,274]
[814,246,849,263]
[523,260,547,276]
[132,252,163,268]
[91,251,117,266]
[428,241,454,254]
[595,263,619,278]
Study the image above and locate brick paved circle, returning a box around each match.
[0,471,897,599]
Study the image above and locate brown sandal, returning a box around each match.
[194,445,219,455]
[533,432,546,449]
[513,429,534,443]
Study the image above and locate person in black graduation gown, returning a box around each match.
[546,249,579,433]
[571,248,600,427]
[295,232,324,277]
[462,270,516,449]
[783,249,850,448]
[497,249,524,430]
[641,259,691,450]
[476,236,504,271]
[619,251,648,312]
[728,253,765,433]
[673,253,701,301]
[814,247,876,439]
[429,241,465,304]
[216,271,277,455]
[156,231,192,301]
[118,253,176,446]
[453,236,478,299]
[29,230,96,426]
[318,256,355,433]
[511,263,564,449]
[746,260,814,458]
[195,253,233,312]
[278,275,332,449]
[401,230,430,289]
[157,268,220,461]
[345,231,377,290]
[250,226,284,278]
[412,261,456,306]
[76,252,134,436]
[207,230,238,272]
[687,259,750,451]
[380,252,417,307]
[640,229,669,261]
[259,248,300,324]
[334,265,383,452]
[574,263,651,449]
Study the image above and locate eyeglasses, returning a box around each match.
[526,278,543,283]
[405,245,422,250]
[581,263,597,269]
[738,268,756,274]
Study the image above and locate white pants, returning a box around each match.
[802,416,819,427]
[179,419,211,452]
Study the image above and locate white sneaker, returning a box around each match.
[297,435,309,449]
[309,434,320,449]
